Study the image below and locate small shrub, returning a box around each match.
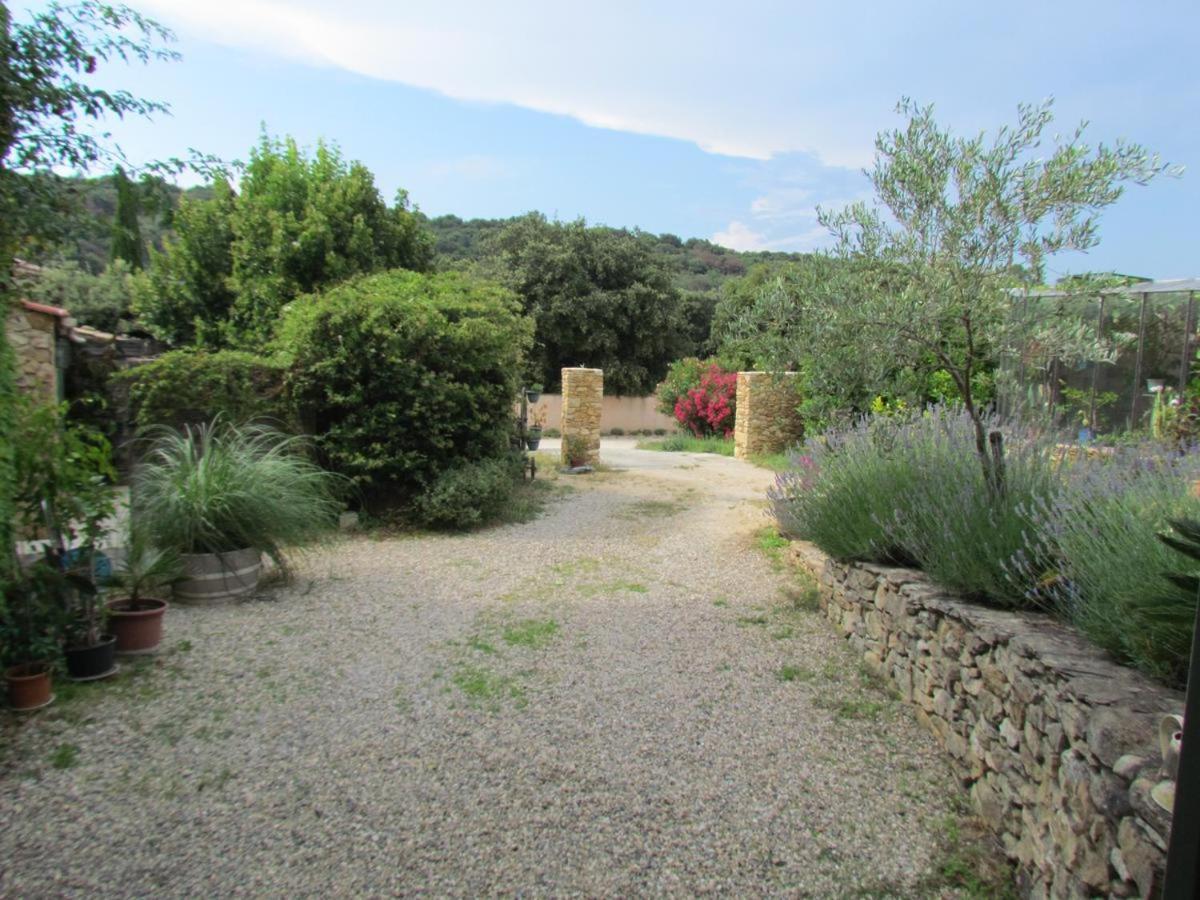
[653,428,667,436]
[654,357,708,417]
[608,427,625,436]
[411,455,522,531]
[673,363,737,437]
[562,434,589,467]
[544,427,561,438]
[118,350,289,431]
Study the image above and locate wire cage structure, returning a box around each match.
[1008,279,1200,436]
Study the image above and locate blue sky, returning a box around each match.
[21,0,1199,278]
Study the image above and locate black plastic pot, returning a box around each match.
[526,390,541,404]
[526,428,543,451]
[64,634,118,681]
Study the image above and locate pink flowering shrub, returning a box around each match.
[672,364,737,437]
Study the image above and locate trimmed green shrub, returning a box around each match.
[118,350,289,431]
[279,270,532,503]
[411,456,523,531]
[1017,448,1200,685]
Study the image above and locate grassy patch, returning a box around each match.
[755,525,790,570]
[578,579,649,597]
[451,664,526,710]
[496,473,571,525]
[502,618,560,649]
[617,498,688,519]
[636,435,735,455]
[712,597,729,608]
[776,665,813,683]
[736,614,769,627]
[910,807,1018,899]
[551,557,602,578]
[750,451,792,472]
[834,698,886,720]
[50,743,80,769]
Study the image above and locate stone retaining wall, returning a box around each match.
[789,541,1182,899]
[6,300,65,402]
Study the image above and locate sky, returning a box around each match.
[20,0,1200,278]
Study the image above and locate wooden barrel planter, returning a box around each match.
[174,548,262,605]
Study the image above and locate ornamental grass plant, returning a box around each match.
[132,420,344,566]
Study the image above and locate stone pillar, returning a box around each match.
[560,367,603,466]
[733,371,804,460]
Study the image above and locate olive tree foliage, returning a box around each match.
[137,134,434,347]
[0,1,177,574]
[731,98,1173,488]
[488,213,686,395]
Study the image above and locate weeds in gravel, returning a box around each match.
[617,498,688,519]
[502,618,560,649]
[907,803,1017,899]
[775,665,814,682]
[452,664,527,710]
[50,743,79,769]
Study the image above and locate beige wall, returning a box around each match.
[6,303,60,403]
[524,393,677,433]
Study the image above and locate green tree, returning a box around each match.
[226,135,433,345]
[735,99,1171,485]
[0,1,176,576]
[108,164,143,269]
[18,257,135,332]
[489,213,685,394]
[134,176,236,344]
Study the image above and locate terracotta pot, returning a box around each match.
[175,548,261,605]
[106,597,168,654]
[5,662,53,711]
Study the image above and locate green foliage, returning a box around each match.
[17,258,136,332]
[138,136,434,347]
[117,349,288,431]
[133,177,237,345]
[279,270,532,501]
[132,420,343,560]
[654,357,708,417]
[487,213,685,395]
[772,407,1058,606]
[0,306,14,588]
[1018,451,1200,685]
[227,135,433,345]
[109,165,144,269]
[411,456,523,531]
[636,435,734,456]
[727,99,1171,459]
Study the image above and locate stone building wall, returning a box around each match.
[733,371,804,460]
[789,541,1180,899]
[6,301,62,403]
[560,367,603,466]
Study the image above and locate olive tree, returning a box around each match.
[744,98,1172,490]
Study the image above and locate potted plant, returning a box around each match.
[563,433,590,468]
[12,398,119,681]
[525,383,543,405]
[2,560,67,711]
[526,404,547,451]
[104,527,180,654]
[133,420,343,604]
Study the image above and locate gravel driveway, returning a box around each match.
[0,439,985,897]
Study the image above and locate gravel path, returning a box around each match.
[1,440,974,897]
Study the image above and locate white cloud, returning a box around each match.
[135,0,891,167]
[711,221,767,251]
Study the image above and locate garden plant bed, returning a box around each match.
[0,443,1007,896]
[788,540,1182,899]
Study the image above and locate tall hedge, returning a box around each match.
[279,270,532,502]
[0,306,15,583]
[117,349,289,431]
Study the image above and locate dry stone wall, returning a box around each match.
[560,367,602,466]
[733,371,804,460]
[789,541,1181,899]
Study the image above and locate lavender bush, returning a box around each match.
[1014,447,1200,685]
[771,406,1059,607]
